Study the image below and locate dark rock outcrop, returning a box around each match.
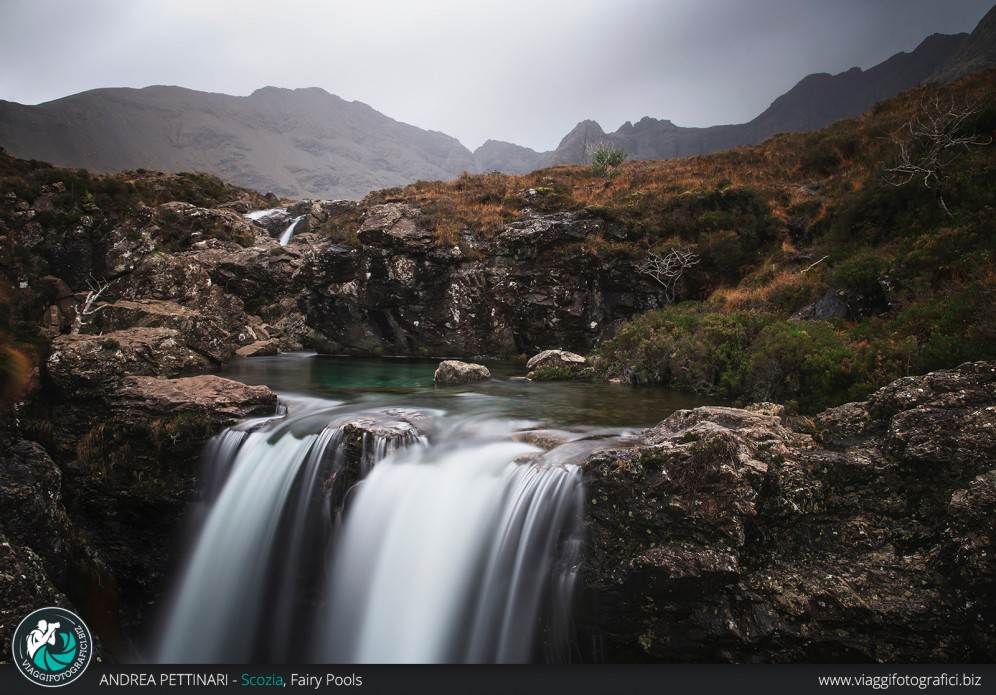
[321,409,430,516]
[4,371,278,657]
[299,208,657,356]
[56,376,277,648]
[0,535,75,660]
[579,361,996,662]
[0,442,116,659]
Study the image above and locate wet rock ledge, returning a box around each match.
[579,361,995,662]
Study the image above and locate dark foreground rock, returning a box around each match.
[0,442,114,659]
[579,361,996,662]
[3,375,278,659]
[0,535,74,659]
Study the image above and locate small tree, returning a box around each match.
[588,144,627,177]
[884,93,991,216]
[637,248,700,303]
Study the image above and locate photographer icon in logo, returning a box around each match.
[13,607,92,687]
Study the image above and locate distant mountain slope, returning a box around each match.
[545,30,969,166]
[472,139,546,174]
[932,4,996,82]
[0,86,476,200]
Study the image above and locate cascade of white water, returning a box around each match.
[158,407,584,664]
[278,216,304,246]
[320,439,583,663]
[244,208,286,221]
[157,406,425,663]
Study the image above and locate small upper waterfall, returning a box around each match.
[278,216,304,246]
[243,208,285,222]
[242,207,303,246]
[157,401,585,664]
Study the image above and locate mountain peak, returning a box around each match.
[250,86,333,98]
[931,5,996,82]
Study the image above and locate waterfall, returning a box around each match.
[278,216,304,246]
[244,208,285,221]
[156,404,584,664]
[321,436,583,663]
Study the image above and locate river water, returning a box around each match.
[155,354,714,663]
[219,353,714,428]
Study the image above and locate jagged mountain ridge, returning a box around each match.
[932,3,996,81]
[0,6,993,197]
[544,30,972,166]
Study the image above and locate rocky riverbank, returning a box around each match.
[579,361,995,662]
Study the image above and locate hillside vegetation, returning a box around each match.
[366,69,996,412]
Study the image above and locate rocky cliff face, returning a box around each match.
[8,183,668,361]
[299,202,658,356]
[579,361,996,662]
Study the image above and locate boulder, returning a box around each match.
[96,299,236,364]
[433,360,491,385]
[320,409,430,515]
[110,375,277,422]
[356,203,434,252]
[526,349,587,379]
[792,289,850,320]
[235,340,280,357]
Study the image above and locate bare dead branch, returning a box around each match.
[70,276,112,335]
[883,93,991,217]
[638,248,700,303]
[800,255,829,274]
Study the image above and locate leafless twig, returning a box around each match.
[884,94,991,216]
[70,276,112,335]
[800,255,829,274]
[638,248,700,303]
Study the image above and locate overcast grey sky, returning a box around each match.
[0,1,992,151]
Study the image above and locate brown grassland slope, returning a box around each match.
[360,69,996,412]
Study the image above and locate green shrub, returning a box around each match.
[744,320,855,411]
[590,146,627,177]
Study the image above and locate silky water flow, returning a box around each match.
[157,402,585,663]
